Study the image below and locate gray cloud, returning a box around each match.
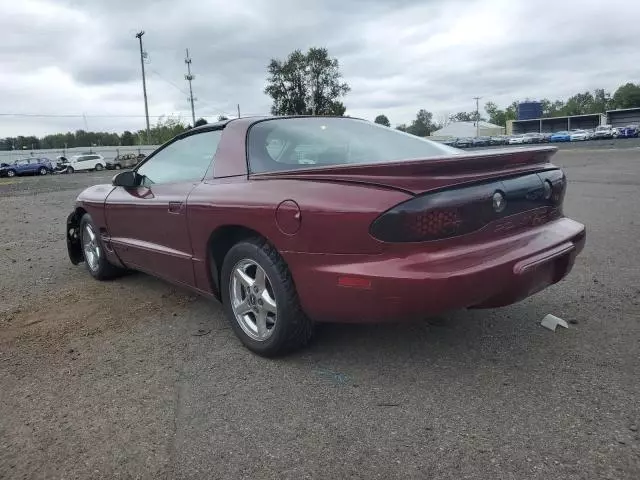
[1,0,639,136]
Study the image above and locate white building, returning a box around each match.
[431,121,505,138]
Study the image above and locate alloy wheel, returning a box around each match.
[82,224,101,272]
[229,259,278,341]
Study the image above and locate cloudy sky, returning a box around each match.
[1,0,639,136]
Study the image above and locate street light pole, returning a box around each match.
[136,31,151,144]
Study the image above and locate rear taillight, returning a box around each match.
[370,170,566,242]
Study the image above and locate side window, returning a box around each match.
[137,130,222,185]
[77,156,88,162]
[17,159,29,166]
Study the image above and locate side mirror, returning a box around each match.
[112,170,140,187]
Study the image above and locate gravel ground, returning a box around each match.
[1,147,640,479]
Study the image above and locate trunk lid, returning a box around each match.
[252,146,559,195]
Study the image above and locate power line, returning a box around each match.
[148,68,189,96]
[0,113,185,118]
[147,68,234,120]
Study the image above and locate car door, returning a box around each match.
[30,159,43,173]
[15,159,30,174]
[105,129,222,286]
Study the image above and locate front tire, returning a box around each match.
[6,169,16,178]
[67,166,75,173]
[80,214,123,280]
[220,238,313,356]
[39,167,48,175]
[95,164,104,171]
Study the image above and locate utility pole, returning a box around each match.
[136,31,151,143]
[237,104,241,118]
[184,48,196,126]
[473,96,482,137]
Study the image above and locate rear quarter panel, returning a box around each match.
[187,178,410,257]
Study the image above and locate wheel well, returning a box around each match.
[67,207,87,264]
[207,225,265,298]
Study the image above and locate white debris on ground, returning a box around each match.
[541,314,569,332]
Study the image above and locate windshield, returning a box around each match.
[247,117,461,173]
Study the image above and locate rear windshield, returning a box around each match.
[247,117,461,173]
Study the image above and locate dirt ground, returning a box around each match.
[1,146,640,479]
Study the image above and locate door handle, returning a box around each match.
[168,201,183,213]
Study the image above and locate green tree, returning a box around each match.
[218,115,229,121]
[592,89,613,113]
[484,101,518,127]
[141,116,188,144]
[265,47,350,116]
[194,118,208,127]
[374,114,391,127]
[406,109,434,137]
[121,131,135,146]
[396,124,408,132]
[449,112,474,122]
[612,83,640,109]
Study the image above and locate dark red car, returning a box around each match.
[67,116,585,356]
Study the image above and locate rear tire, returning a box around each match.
[114,164,121,170]
[95,164,104,171]
[80,213,124,280]
[220,238,313,357]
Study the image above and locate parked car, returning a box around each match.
[541,133,553,143]
[508,134,526,145]
[454,137,473,148]
[592,125,617,140]
[489,136,508,146]
[472,136,491,147]
[66,154,106,173]
[523,132,544,144]
[569,130,589,141]
[435,138,457,147]
[617,125,639,138]
[0,157,53,177]
[550,131,571,142]
[107,153,141,170]
[65,116,585,356]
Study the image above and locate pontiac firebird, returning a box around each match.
[66,116,585,356]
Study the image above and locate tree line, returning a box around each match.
[0,116,216,152]
[375,83,640,135]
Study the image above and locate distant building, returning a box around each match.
[430,121,504,138]
[508,114,605,135]
[508,107,640,134]
[606,107,640,128]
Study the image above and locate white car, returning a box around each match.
[67,154,106,173]
[508,135,526,145]
[570,130,589,141]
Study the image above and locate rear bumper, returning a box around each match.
[283,218,586,323]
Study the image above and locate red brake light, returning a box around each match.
[370,170,566,243]
[405,208,463,238]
